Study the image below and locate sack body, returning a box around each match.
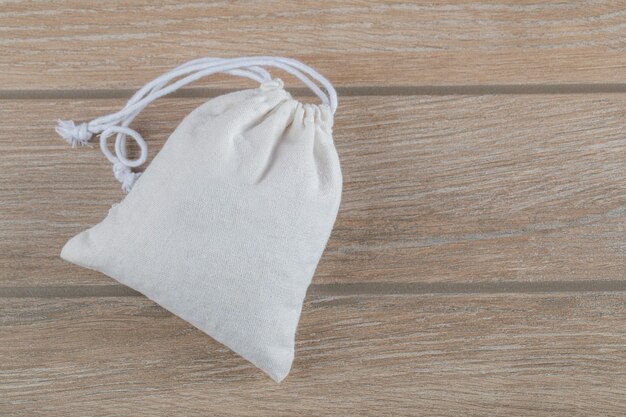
[57,58,342,382]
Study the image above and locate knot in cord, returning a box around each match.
[55,120,93,147]
[113,162,141,193]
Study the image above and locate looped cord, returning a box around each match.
[100,126,148,168]
[55,56,337,193]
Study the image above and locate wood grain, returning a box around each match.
[1,293,625,416]
[1,95,625,287]
[2,2,626,415]
[2,1,626,89]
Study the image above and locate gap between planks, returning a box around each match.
[4,84,626,100]
[2,280,626,298]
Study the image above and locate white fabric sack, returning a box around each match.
[56,57,342,382]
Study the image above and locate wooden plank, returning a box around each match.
[1,293,625,416]
[2,1,626,89]
[1,95,626,286]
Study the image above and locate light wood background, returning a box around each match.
[1,1,626,416]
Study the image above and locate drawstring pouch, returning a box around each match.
[56,57,342,382]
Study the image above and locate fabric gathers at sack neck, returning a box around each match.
[261,79,335,135]
[54,56,338,193]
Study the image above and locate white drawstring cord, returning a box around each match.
[56,56,336,193]
[112,59,271,162]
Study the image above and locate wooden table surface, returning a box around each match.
[1,1,626,416]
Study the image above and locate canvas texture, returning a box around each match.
[61,79,342,382]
